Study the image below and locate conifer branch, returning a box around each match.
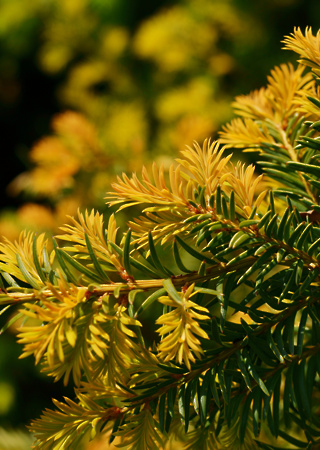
[2,26,320,449]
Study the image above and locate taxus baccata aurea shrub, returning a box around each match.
[1,27,320,449]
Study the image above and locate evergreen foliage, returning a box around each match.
[1,27,320,448]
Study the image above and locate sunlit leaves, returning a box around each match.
[175,139,232,198]
[283,26,320,72]
[115,408,165,450]
[29,394,109,450]
[224,162,267,217]
[0,231,54,287]
[57,209,124,276]
[219,54,320,205]
[156,284,210,370]
[222,62,312,128]
[108,139,231,210]
[219,117,276,150]
[17,282,87,373]
[103,138,271,250]
[266,63,313,121]
[17,285,142,386]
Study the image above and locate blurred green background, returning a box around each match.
[0,0,319,447]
